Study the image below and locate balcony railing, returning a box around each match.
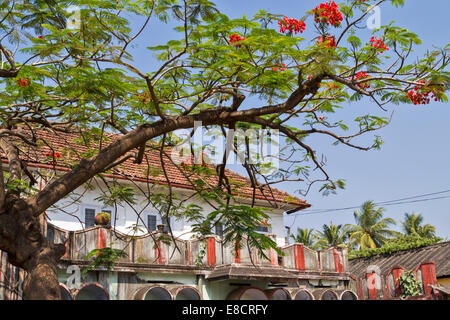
[47,223,349,274]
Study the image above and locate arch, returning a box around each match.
[59,283,73,300]
[173,287,201,300]
[133,286,173,300]
[226,287,269,300]
[74,283,109,300]
[265,288,291,300]
[294,289,314,300]
[340,290,358,300]
[320,289,338,300]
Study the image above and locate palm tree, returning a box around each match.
[347,201,398,249]
[316,222,350,248]
[401,212,437,238]
[290,228,319,249]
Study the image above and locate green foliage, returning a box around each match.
[316,222,350,248]
[398,270,423,299]
[349,234,442,259]
[290,227,319,249]
[401,212,437,239]
[1,0,449,268]
[192,204,283,260]
[347,201,398,249]
[83,246,128,273]
[195,240,207,266]
[95,185,137,207]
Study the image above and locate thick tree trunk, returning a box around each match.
[0,198,66,300]
[22,246,65,300]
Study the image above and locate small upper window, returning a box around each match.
[257,218,270,233]
[148,215,157,231]
[257,226,269,233]
[161,217,171,233]
[85,208,96,228]
[102,209,112,227]
[215,223,224,237]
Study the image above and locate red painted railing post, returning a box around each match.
[234,241,241,264]
[207,237,216,267]
[294,244,306,271]
[333,248,344,273]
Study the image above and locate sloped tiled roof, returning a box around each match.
[349,241,450,278]
[4,128,309,210]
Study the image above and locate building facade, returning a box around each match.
[0,128,357,300]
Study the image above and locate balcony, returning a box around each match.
[47,223,352,283]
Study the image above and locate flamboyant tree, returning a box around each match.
[0,0,448,299]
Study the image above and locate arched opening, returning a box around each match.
[321,290,338,300]
[75,283,109,300]
[341,290,358,300]
[60,284,72,300]
[294,290,314,300]
[142,287,172,300]
[174,287,201,300]
[227,287,269,300]
[266,288,291,300]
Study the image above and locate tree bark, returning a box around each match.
[0,198,66,300]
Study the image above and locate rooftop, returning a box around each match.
[348,241,450,278]
[3,128,310,210]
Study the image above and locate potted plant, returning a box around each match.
[95,212,111,226]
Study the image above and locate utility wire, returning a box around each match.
[288,189,450,216]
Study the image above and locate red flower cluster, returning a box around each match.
[17,77,31,87]
[322,81,339,89]
[312,1,343,27]
[278,17,306,35]
[45,151,61,158]
[45,151,61,165]
[350,71,370,89]
[406,80,443,105]
[136,92,152,103]
[229,34,246,48]
[370,37,389,54]
[317,36,336,47]
[272,63,287,72]
[260,218,270,227]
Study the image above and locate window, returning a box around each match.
[85,208,96,228]
[257,225,269,233]
[148,215,157,231]
[215,223,224,237]
[103,210,112,227]
[161,217,170,233]
[257,218,270,233]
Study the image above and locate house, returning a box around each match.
[0,129,358,300]
[348,241,450,300]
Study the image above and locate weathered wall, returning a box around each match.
[43,177,287,246]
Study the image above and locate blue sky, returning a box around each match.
[212,0,450,239]
[127,0,450,238]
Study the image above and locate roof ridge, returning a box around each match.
[5,127,309,209]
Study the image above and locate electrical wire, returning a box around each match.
[288,189,450,216]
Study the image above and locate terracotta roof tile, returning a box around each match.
[4,129,309,209]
